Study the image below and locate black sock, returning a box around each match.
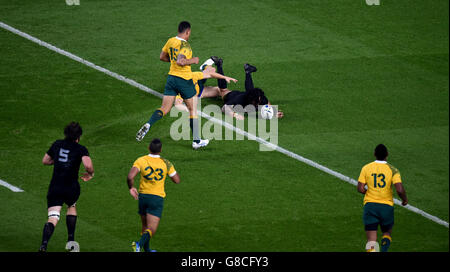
[66,215,77,242]
[41,222,55,248]
[216,64,227,89]
[245,72,255,91]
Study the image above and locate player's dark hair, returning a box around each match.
[64,122,82,142]
[374,144,388,160]
[178,21,191,33]
[246,88,267,106]
[149,138,162,154]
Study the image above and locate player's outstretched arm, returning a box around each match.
[170,173,180,184]
[222,105,244,120]
[80,156,94,182]
[42,153,54,165]
[127,167,140,200]
[203,70,237,83]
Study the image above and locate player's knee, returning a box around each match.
[67,205,77,216]
[48,210,61,224]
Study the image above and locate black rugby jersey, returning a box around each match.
[46,139,89,189]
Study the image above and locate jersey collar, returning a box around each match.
[175,36,187,42]
[148,154,160,158]
[374,160,387,164]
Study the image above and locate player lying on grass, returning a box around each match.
[175,57,284,120]
[173,62,238,112]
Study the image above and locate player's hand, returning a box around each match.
[80,172,94,182]
[277,110,284,119]
[129,187,139,200]
[191,57,199,64]
[225,77,238,83]
[402,199,408,206]
[234,113,244,120]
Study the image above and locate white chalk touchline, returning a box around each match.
[0,179,24,192]
[1,21,448,228]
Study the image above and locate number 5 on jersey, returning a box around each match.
[58,148,70,162]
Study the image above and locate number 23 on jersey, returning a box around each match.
[143,166,164,182]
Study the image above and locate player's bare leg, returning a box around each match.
[137,213,160,252]
[47,206,62,226]
[365,230,379,252]
[218,88,231,99]
[160,95,176,115]
[136,95,176,141]
[176,86,221,112]
[201,86,221,98]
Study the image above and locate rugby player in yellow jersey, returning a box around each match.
[126,138,180,252]
[357,144,408,252]
[136,21,235,149]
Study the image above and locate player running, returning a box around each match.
[38,122,94,252]
[357,144,408,252]
[136,22,236,149]
[127,138,180,252]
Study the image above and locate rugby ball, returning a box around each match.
[261,104,274,120]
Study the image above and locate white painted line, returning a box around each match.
[0,179,24,192]
[1,21,448,228]
[0,22,163,100]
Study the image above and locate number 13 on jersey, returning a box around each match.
[371,173,386,188]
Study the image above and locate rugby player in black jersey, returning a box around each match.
[38,122,94,252]
[212,57,284,120]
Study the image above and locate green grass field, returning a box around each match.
[0,0,448,252]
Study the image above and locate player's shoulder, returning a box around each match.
[386,162,400,176]
[179,39,191,50]
[166,36,181,45]
[133,155,148,167]
[160,157,174,169]
[70,141,89,154]
[135,154,149,162]
[361,161,376,170]
[52,139,64,146]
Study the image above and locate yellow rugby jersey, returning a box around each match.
[175,72,204,101]
[132,154,176,198]
[358,161,402,206]
[162,36,193,80]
